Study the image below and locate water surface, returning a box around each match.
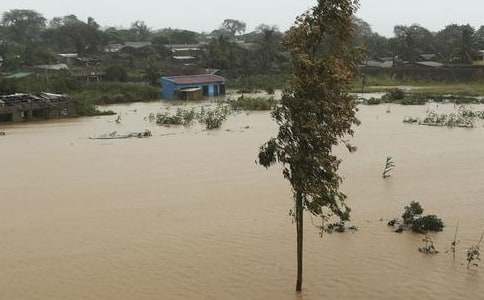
[1,101,483,299]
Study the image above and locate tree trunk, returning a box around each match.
[296,191,303,292]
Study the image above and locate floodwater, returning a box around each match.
[1,98,484,300]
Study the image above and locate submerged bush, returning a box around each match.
[229,96,277,111]
[366,97,381,105]
[388,201,444,234]
[156,108,197,126]
[382,88,406,101]
[198,105,231,130]
[412,215,444,233]
[400,95,427,105]
[402,201,424,225]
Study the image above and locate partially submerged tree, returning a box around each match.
[258,0,363,292]
[466,232,483,269]
[382,156,395,178]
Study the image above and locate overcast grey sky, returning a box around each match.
[2,0,484,36]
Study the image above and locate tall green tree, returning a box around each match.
[254,25,284,73]
[1,9,46,45]
[258,0,362,292]
[436,24,476,64]
[394,24,435,62]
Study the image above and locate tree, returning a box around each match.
[474,26,484,50]
[45,15,103,54]
[1,9,46,45]
[222,19,246,36]
[436,24,476,64]
[253,24,284,73]
[130,20,151,41]
[394,24,435,62]
[258,0,362,292]
[104,65,128,82]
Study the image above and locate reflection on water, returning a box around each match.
[1,100,484,300]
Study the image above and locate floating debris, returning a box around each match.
[403,117,419,124]
[90,130,152,140]
[115,115,122,124]
[0,131,5,136]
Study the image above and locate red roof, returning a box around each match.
[164,74,225,85]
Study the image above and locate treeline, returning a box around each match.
[2,9,484,84]
[356,20,484,64]
[0,9,288,79]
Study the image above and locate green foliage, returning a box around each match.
[366,97,381,105]
[2,72,78,94]
[1,9,46,45]
[222,19,247,36]
[402,201,424,225]
[229,96,276,111]
[72,97,115,116]
[73,82,159,105]
[227,74,288,91]
[383,88,406,101]
[104,65,128,82]
[412,215,444,233]
[155,108,197,126]
[198,105,231,130]
[399,95,428,105]
[258,0,362,291]
[397,201,444,233]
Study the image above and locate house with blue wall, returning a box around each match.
[161,74,226,100]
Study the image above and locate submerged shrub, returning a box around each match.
[229,96,277,111]
[400,95,427,105]
[382,88,405,101]
[198,105,231,130]
[366,97,381,105]
[402,201,424,225]
[156,108,196,126]
[412,215,444,233]
[388,201,444,234]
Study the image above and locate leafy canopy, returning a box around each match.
[259,0,363,223]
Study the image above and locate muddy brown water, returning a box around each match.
[1,99,484,299]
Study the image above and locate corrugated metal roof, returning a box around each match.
[416,61,443,68]
[163,74,225,85]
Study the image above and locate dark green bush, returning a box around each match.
[383,88,406,101]
[366,97,381,105]
[104,65,128,82]
[412,215,444,233]
[402,201,424,225]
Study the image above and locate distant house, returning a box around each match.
[57,53,78,64]
[34,64,69,71]
[124,41,152,49]
[0,93,75,122]
[161,74,226,100]
[105,43,125,53]
[364,59,393,68]
[475,50,484,64]
[414,61,444,68]
[418,53,437,61]
[105,42,152,53]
